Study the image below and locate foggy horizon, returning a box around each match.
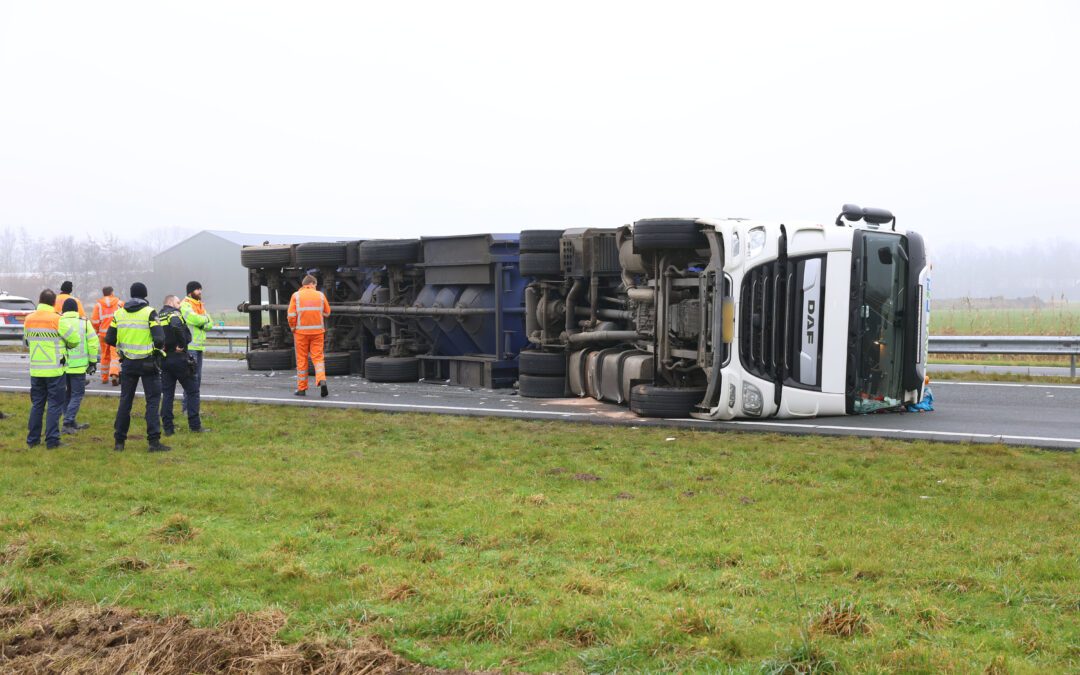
[2,1,1079,249]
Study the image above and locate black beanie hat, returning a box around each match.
[62,298,78,313]
[186,281,202,296]
[60,281,73,294]
[130,282,148,299]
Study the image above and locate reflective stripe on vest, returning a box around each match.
[26,329,64,374]
[294,296,325,331]
[60,315,90,370]
[115,306,155,360]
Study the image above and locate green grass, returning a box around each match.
[932,306,1080,336]
[1,394,1078,673]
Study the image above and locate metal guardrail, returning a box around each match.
[2,326,1077,376]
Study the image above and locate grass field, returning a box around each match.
[1,394,1078,673]
[931,306,1080,336]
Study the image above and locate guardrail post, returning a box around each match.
[1072,354,1076,379]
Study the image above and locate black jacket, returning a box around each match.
[104,297,165,351]
[158,305,191,354]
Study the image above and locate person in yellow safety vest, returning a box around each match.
[53,280,86,318]
[24,289,81,449]
[91,285,123,385]
[105,282,170,453]
[58,297,99,434]
[179,281,212,413]
[288,274,332,397]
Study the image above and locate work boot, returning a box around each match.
[320,381,329,398]
[294,389,306,397]
[163,429,174,437]
[27,442,40,450]
[148,441,172,453]
[62,424,78,435]
[45,442,63,450]
[114,442,125,452]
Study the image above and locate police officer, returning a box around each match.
[106,282,170,452]
[158,295,206,436]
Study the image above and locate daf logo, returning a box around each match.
[805,299,816,344]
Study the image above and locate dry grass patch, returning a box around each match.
[810,599,871,638]
[151,514,198,544]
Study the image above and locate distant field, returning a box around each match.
[1,394,1077,673]
[931,306,1080,336]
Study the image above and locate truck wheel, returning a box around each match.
[241,245,293,269]
[358,239,421,266]
[295,241,349,267]
[632,218,707,251]
[519,252,562,277]
[247,349,295,371]
[307,352,352,377]
[365,356,420,382]
[629,384,706,418]
[518,350,566,376]
[519,229,563,253]
[518,373,567,398]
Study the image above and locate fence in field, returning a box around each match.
[2,326,1078,377]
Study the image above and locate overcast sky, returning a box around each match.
[1,1,1078,247]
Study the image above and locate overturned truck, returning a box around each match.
[240,205,930,420]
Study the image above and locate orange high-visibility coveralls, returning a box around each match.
[54,294,86,318]
[287,284,331,391]
[91,295,123,383]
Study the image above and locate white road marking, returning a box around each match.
[0,385,591,418]
[673,417,1080,445]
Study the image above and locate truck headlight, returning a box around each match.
[747,227,766,259]
[742,381,763,416]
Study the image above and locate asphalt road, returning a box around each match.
[0,354,1077,450]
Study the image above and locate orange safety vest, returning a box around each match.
[288,285,331,334]
[54,293,86,318]
[91,295,123,336]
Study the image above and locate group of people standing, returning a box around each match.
[22,280,213,452]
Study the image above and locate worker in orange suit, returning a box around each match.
[288,274,332,398]
[53,280,86,318]
[91,286,124,385]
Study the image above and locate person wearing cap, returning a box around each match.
[179,281,212,411]
[288,274,332,397]
[106,282,170,453]
[25,289,81,449]
[58,297,99,434]
[157,294,206,436]
[53,280,86,318]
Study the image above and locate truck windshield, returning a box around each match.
[849,231,907,413]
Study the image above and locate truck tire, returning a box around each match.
[632,218,707,251]
[295,241,349,267]
[518,373,567,398]
[519,251,562,277]
[629,384,706,418]
[358,239,421,266]
[306,352,352,377]
[518,350,566,376]
[519,229,563,253]
[247,349,295,371]
[365,356,420,382]
[241,245,293,269]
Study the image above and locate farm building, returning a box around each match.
[148,230,343,312]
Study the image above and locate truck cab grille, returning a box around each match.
[739,261,790,382]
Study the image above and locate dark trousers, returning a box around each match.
[64,372,86,426]
[114,359,162,444]
[28,375,66,447]
[162,353,201,432]
[181,350,203,412]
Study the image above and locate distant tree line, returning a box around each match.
[930,239,1079,301]
[0,226,192,302]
